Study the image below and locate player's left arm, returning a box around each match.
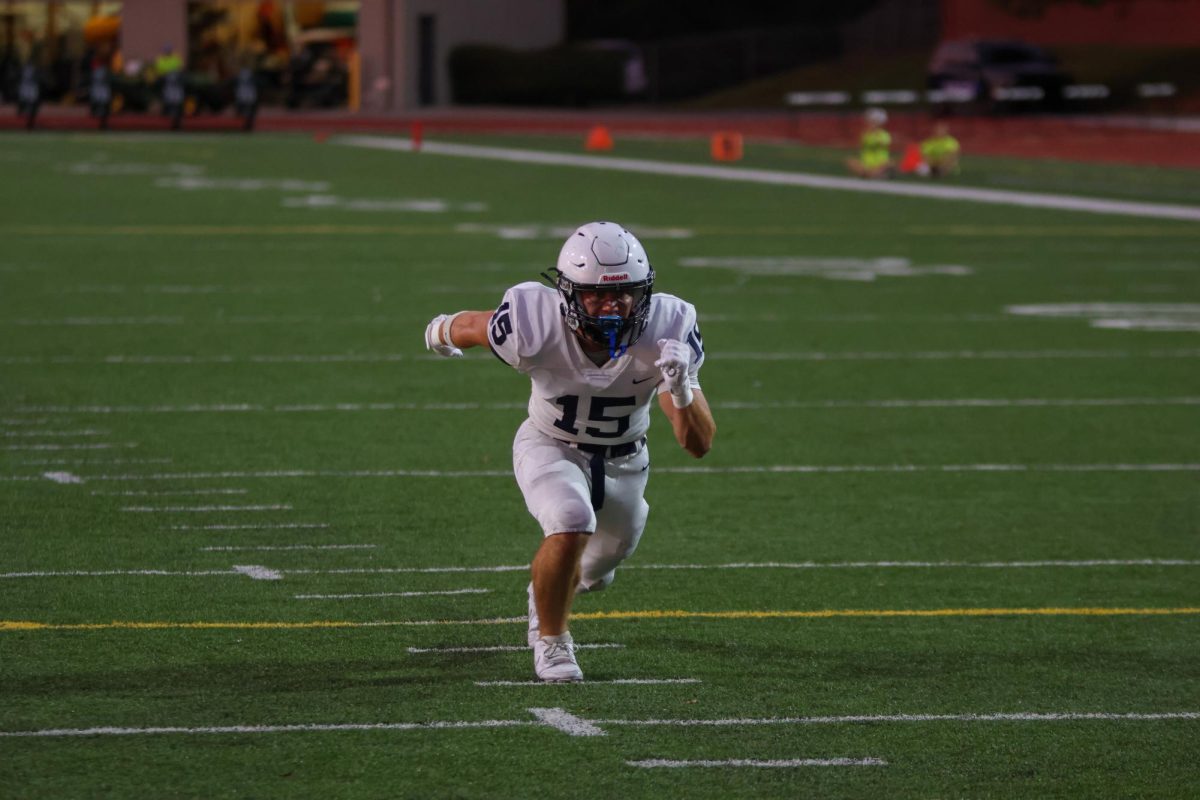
[655,337,715,458]
[657,388,715,458]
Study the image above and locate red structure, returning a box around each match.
[942,0,1200,46]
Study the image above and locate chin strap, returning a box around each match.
[598,315,627,359]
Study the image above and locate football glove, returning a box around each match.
[655,338,694,408]
[424,313,464,358]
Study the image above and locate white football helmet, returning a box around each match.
[547,221,654,358]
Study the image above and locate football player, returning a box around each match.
[424,221,716,682]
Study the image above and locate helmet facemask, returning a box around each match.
[549,270,654,359]
[544,221,655,360]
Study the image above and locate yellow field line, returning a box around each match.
[2,607,1197,632]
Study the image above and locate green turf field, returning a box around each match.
[1,131,1198,798]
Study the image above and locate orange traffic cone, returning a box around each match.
[899,141,923,174]
[411,121,423,152]
[710,131,743,162]
[584,126,613,151]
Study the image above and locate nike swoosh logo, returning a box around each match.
[632,376,657,384]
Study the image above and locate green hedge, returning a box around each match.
[449,44,629,106]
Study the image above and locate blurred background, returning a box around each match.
[1,0,1197,120]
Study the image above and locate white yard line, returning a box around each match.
[2,709,1195,739]
[709,349,1200,361]
[336,135,1200,222]
[0,569,241,579]
[0,354,408,365]
[21,458,172,466]
[625,558,1200,571]
[10,463,1191,485]
[201,544,373,552]
[294,588,490,599]
[596,712,1200,727]
[478,678,700,687]
[168,522,330,531]
[4,395,1199,416]
[4,443,133,451]
[0,720,535,738]
[2,429,105,438]
[3,316,184,326]
[95,488,248,497]
[627,758,887,768]
[719,397,1200,409]
[4,349,1200,368]
[407,643,625,654]
[120,504,292,513]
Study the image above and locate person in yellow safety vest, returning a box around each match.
[847,107,893,179]
[154,44,183,76]
[918,121,961,178]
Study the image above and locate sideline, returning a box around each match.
[337,135,1200,222]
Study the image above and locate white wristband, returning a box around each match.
[440,311,464,347]
[670,383,694,408]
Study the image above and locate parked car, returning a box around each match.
[927,39,1071,108]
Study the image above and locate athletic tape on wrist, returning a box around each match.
[441,311,464,347]
[670,383,695,408]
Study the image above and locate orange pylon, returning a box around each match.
[710,131,743,162]
[585,126,614,151]
[899,141,924,174]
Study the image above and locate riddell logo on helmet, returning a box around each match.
[601,273,630,282]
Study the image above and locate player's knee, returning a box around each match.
[576,569,615,594]
[542,498,595,536]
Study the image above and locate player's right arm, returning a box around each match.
[423,311,491,357]
[425,283,542,367]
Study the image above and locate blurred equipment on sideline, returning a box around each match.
[17,63,41,129]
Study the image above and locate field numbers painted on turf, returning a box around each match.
[455,222,694,241]
[679,256,972,282]
[1006,303,1200,332]
[281,195,486,213]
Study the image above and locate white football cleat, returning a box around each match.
[526,581,539,647]
[533,632,583,683]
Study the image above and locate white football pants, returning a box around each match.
[512,419,649,592]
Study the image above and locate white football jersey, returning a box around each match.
[488,281,705,446]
